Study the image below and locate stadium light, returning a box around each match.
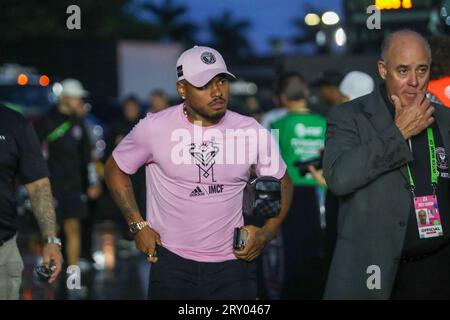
[335,28,347,46]
[322,11,340,25]
[304,13,320,26]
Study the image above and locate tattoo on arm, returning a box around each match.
[110,182,141,223]
[27,178,57,237]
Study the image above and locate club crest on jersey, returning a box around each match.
[189,141,219,183]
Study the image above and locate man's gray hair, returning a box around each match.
[380,29,431,62]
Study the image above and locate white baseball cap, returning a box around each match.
[61,78,89,98]
[339,71,374,100]
[176,46,235,87]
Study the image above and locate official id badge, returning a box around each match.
[413,195,444,239]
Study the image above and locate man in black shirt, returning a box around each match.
[36,79,98,267]
[0,105,63,299]
[323,30,450,299]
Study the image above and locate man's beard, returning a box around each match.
[193,104,226,121]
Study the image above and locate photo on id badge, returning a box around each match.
[414,195,444,239]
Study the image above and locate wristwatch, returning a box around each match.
[44,236,62,247]
[129,221,149,234]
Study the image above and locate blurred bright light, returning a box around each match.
[447,16,450,25]
[93,125,103,136]
[304,13,320,26]
[39,75,50,86]
[17,73,28,86]
[441,6,448,17]
[375,0,415,10]
[52,82,63,96]
[93,250,105,270]
[316,30,326,46]
[375,0,400,9]
[335,28,347,47]
[403,0,412,9]
[230,80,258,95]
[102,233,115,271]
[322,11,339,25]
[246,83,258,95]
[96,140,106,151]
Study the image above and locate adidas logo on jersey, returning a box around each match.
[190,186,205,197]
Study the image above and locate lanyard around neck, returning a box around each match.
[406,127,438,194]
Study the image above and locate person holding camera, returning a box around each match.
[105,46,293,300]
[0,105,63,300]
[270,72,327,299]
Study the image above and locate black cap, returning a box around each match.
[312,69,344,87]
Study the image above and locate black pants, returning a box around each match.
[280,186,327,299]
[148,246,257,300]
[391,244,450,299]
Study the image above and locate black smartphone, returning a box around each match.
[233,227,249,251]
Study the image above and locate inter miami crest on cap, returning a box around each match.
[176,46,235,86]
[201,52,216,65]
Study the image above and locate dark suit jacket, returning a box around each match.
[323,86,450,299]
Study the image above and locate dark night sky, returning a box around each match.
[147,0,343,54]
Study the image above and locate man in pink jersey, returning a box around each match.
[105,46,293,299]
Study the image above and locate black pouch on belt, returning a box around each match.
[242,176,281,219]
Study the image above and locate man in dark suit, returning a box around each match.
[323,29,450,299]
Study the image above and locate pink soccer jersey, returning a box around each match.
[113,104,286,262]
